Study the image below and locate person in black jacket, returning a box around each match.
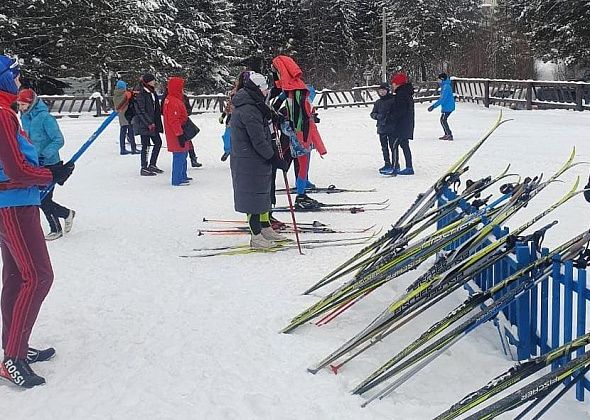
[132,73,164,176]
[390,72,415,175]
[370,82,396,175]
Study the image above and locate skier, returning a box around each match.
[370,82,396,175]
[270,55,327,208]
[219,70,250,162]
[0,55,74,388]
[112,80,139,155]
[132,73,164,176]
[230,71,288,249]
[428,72,456,140]
[162,76,192,186]
[390,72,415,175]
[16,88,76,239]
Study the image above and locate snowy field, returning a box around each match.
[3,102,590,420]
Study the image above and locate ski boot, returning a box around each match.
[269,214,287,230]
[27,347,56,364]
[261,227,289,242]
[250,234,276,250]
[295,194,321,210]
[45,231,63,241]
[0,357,45,388]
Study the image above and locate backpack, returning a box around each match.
[124,93,136,122]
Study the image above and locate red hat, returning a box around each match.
[17,88,36,104]
[391,73,408,86]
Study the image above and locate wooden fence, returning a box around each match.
[38,78,590,117]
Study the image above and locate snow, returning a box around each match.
[3,103,590,419]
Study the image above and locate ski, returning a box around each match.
[196,225,376,236]
[201,217,329,228]
[272,204,390,213]
[179,239,371,258]
[273,199,389,210]
[436,332,590,420]
[276,185,377,194]
[464,350,590,420]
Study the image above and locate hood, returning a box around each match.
[24,97,49,117]
[0,56,19,95]
[167,77,185,99]
[395,82,414,97]
[115,80,127,89]
[440,78,451,87]
[231,86,259,108]
[272,55,307,91]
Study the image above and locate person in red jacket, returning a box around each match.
[163,77,192,186]
[0,55,74,388]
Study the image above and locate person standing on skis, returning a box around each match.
[428,73,456,141]
[0,55,74,388]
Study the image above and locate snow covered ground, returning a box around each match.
[3,102,590,419]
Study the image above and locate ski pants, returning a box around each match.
[40,187,70,233]
[119,125,137,152]
[0,206,53,359]
[440,112,453,136]
[379,133,396,166]
[171,152,188,186]
[293,154,310,195]
[392,138,413,169]
[140,133,162,169]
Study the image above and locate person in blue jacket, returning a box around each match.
[428,73,456,140]
[17,89,75,240]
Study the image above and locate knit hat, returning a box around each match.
[17,88,36,104]
[438,72,448,80]
[141,73,156,84]
[0,55,20,95]
[115,80,127,89]
[248,72,269,92]
[377,82,390,91]
[391,73,408,86]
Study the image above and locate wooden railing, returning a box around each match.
[39,78,590,117]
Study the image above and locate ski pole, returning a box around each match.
[41,110,118,200]
[272,124,303,255]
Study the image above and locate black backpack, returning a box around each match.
[124,93,136,122]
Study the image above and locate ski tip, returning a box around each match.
[307,367,320,375]
[329,364,340,375]
[197,230,204,236]
[202,217,207,222]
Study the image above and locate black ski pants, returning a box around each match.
[393,138,413,169]
[40,188,70,233]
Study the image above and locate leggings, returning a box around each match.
[248,213,271,235]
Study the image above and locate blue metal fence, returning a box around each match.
[438,187,590,405]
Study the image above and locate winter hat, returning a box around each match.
[391,73,408,86]
[16,88,36,104]
[438,72,448,80]
[377,82,390,91]
[0,55,20,95]
[141,73,156,84]
[248,72,269,92]
[115,80,127,89]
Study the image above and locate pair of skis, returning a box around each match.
[276,184,376,194]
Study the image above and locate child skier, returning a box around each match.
[428,73,456,140]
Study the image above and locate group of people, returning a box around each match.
[370,71,456,175]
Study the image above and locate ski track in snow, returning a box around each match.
[2,103,590,420]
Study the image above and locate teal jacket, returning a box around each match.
[431,78,456,113]
[20,98,64,166]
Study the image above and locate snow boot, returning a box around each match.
[261,227,289,242]
[27,347,56,364]
[0,358,45,388]
[148,164,164,174]
[45,231,63,241]
[190,156,202,168]
[269,214,286,230]
[378,164,392,175]
[398,167,415,175]
[295,194,321,209]
[64,210,75,234]
[141,168,156,176]
[250,233,276,249]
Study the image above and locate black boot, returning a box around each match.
[0,357,46,388]
[295,194,321,209]
[190,156,202,168]
[27,347,56,364]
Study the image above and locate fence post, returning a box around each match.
[321,92,328,110]
[539,248,550,354]
[526,82,533,111]
[516,243,532,359]
[576,84,584,112]
[551,254,562,370]
[576,267,587,401]
[483,80,490,108]
[563,260,574,383]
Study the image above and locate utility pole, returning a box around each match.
[382,7,387,82]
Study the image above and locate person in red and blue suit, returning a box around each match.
[0,55,74,388]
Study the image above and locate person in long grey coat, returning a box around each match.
[230,72,288,249]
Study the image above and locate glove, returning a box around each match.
[148,123,156,132]
[218,114,225,124]
[270,153,289,171]
[49,161,75,186]
[178,133,187,148]
[427,106,434,112]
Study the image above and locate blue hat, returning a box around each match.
[115,80,127,89]
[0,55,20,95]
